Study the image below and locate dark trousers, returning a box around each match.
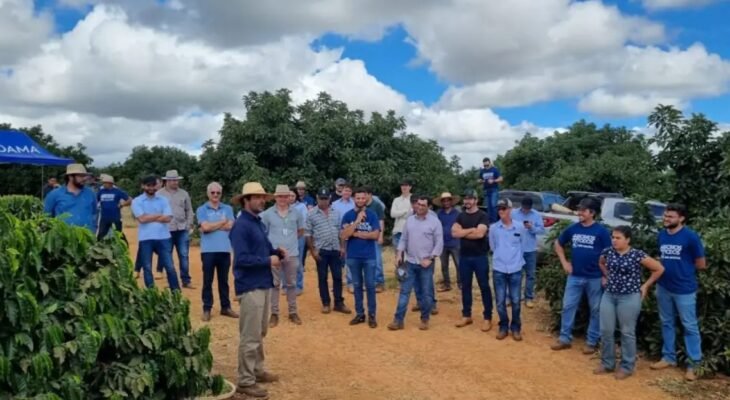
[97,219,127,244]
[458,255,493,320]
[439,246,460,286]
[201,252,232,312]
[316,249,344,307]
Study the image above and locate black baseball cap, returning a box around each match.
[521,198,533,208]
[578,198,600,213]
[316,187,331,199]
[141,175,157,185]
[463,188,479,199]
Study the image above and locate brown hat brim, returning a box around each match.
[433,195,461,208]
[232,193,273,206]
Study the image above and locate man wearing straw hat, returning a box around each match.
[261,184,305,326]
[44,163,97,232]
[96,174,131,241]
[230,182,284,398]
[434,192,462,292]
[158,169,195,289]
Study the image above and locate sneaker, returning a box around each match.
[375,284,385,293]
[387,320,404,331]
[236,383,269,398]
[349,315,366,326]
[525,300,536,309]
[255,371,280,384]
[322,305,331,314]
[496,331,508,340]
[550,341,572,351]
[333,304,352,314]
[593,366,614,375]
[455,318,473,328]
[419,319,429,331]
[289,314,302,325]
[411,304,421,312]
[367,315,377,328]
[615,370,633,380]
[583,345,597,355]
[269,314,279,328]
[201,311,211,322]
[685,368,698,382]
[650,360,676,370]
[512,331,523,342]
[221,308,239,318]
[431,305,439,315]
[481,319,493,332]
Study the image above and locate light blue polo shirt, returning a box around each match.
[488,221,527,274]
[131,193,173,241]
[44,186,98,232]
[196,202,235,253]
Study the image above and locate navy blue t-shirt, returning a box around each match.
[658,227,705,294]
[558,222,612,278]
[341,208,380,259]
[480,167,501,191]
[97,187,130,221]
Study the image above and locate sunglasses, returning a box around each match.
[209,191,221,195]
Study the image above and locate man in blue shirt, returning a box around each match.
[478,157,503,223]
[196,182,238,322]
[341,187,381,328]
[131,175,180,291]
[96,174,131,241]
[44,163,97,232]
[229,182,283,399]
[434,192,461,292]
[511,198,545,308]
[650,203,706,382]
[295,181,316,209]
[552,198,611,354]
[490,199,527,341]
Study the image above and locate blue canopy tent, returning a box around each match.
[0,129,75,198]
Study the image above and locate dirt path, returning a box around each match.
[125,228,678,400]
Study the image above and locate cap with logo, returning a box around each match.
[335,178,347,186]
[463,188,479,199]
[316,187,331,198]
[496,198,513,209]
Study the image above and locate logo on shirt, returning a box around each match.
[572,234,596,249]
[660,244,683,260]
[356,222,373,232]
[100,193,116,202]
[482,172,494,180]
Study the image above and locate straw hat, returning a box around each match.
[432,192,461,207]
[162,170,183,180]
[274,184,292,196]
[100,174,114,184]
[232,182,273,205]
[64,163,89,176]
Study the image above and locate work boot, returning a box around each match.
[583,345,597,355]
[496,331,508,340]
[221,308,239,318]
[512,331,523,342]
[412,304,421,312]
[387,320,404,331]
[593,366,613,375]
[550,341,572,351]
[236,383,269,398]
[322,305,331,314]
[431,304,439,315]
[269,314,279,328]
[255,371,280,384]
[334,304,352,314]
[349,315,366,326]
[455,317,473,328]
[650,360,676,370]
[289,314,302,325]
[615,370,633,380]
[481,319,493,332]
[367,315,377,328]
[375,284,385,293]
[685,368,698,382]
[419,319,429,331]
[525,300,536,309]
[201,311,211,322]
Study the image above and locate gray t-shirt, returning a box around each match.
[261,205,305,256]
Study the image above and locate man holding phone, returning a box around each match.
[511,198,545,308]
[341,187,381,328]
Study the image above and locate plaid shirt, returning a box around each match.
[305,207,341,251]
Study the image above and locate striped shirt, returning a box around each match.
[305,207,342,251]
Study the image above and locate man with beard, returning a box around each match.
[341,187,381,328]
[158,170,195,289]
[434,192,461,292]
[451,189,493,332]
[364,185,387,293]
[44,163,97,232]
[96,174,131,241]
[551,198,611,354]
[230,182,284,399]
[131,175,180,291]
[650,203,706,381]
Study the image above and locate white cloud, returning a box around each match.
[578,89,685,117]
[641,0,718,11]
[0,0,53,65]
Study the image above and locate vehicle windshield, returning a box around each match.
[614,202,665,221]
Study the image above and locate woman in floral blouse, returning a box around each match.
[595,225,664,379]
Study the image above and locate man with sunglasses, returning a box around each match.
[196,182,238,322]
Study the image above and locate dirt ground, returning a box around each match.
[124,227,681,400]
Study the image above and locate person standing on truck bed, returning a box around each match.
[551,198,611,355]
[478,157,503,224]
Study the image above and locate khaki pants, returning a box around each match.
[237,289,270,387]
[271,256,298,315]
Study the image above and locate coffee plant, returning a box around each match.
[537,204,730,375]
[0,196,225,399]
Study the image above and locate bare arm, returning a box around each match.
[640,256,665,298]
[200,220,227,233]
[598,255,608,278]
[554,240,572,274]
[451,222,474,239]
[464,224,487,240]
[340,222,358,240]
[356,229,380,240]
[695,257,707,271]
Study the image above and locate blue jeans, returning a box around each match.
[458,256,493,319]
[375,243,385,285]
[483,190,499,223]
[138,239,180,290]
[600,292,641,372]
[316,250,344,307]
[559,275,602,346]
[656,285,703,366]
[523,251,537,301]
[348,258,377,317]
[297,237,306,291]
[392,233,402,254]
[201,252,231,312]
[168,230,191,285]
[494,270,523,333]
[395,262,434,322]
